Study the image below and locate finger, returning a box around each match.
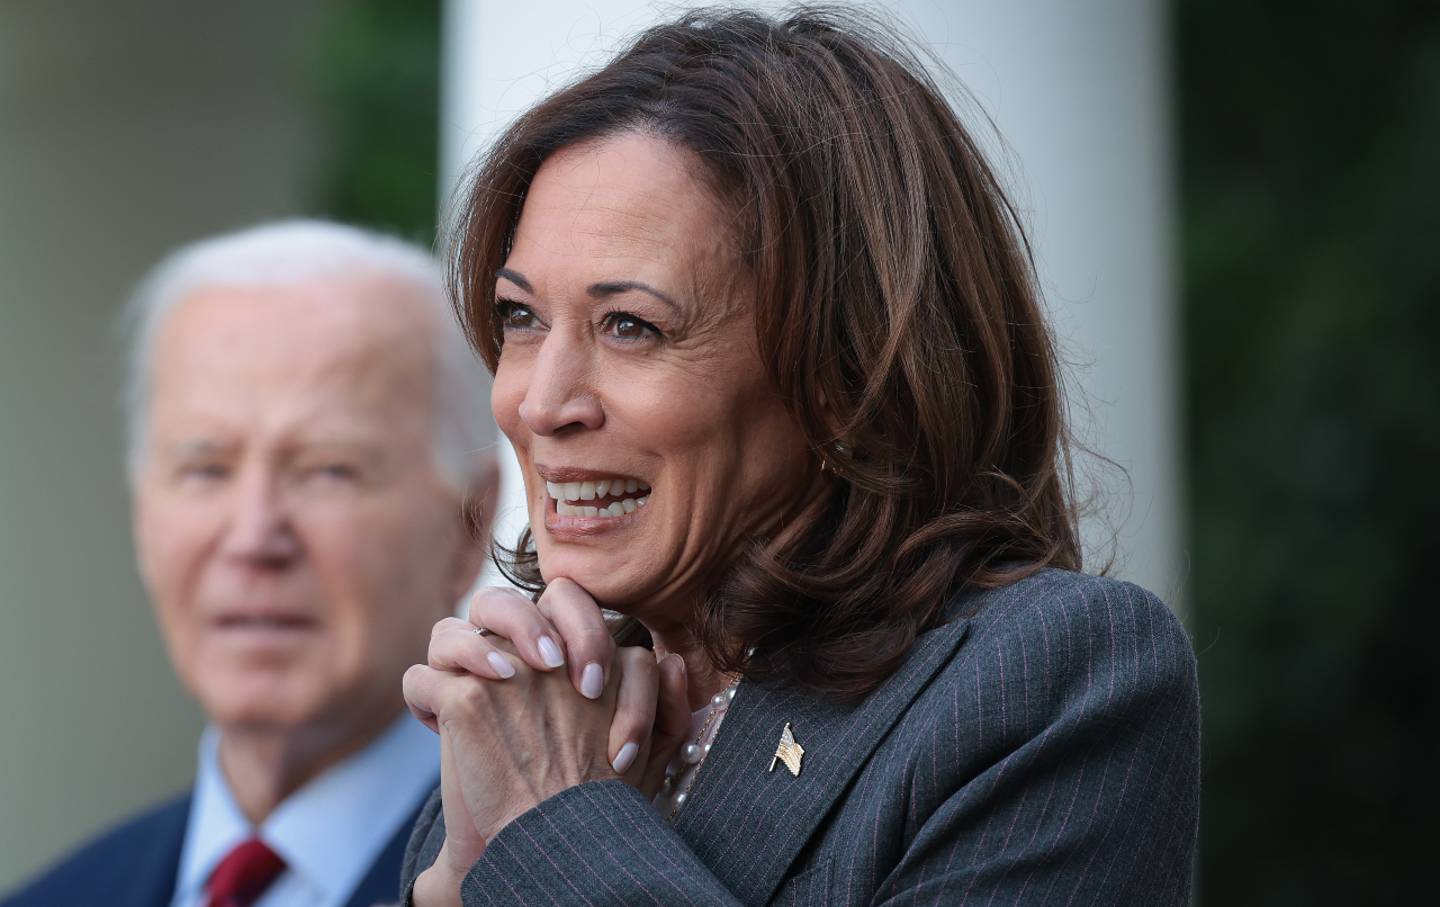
[403,663,443,733]
[466,586,567,672]
[640,653,690,797]
[607,647,659,781]
[437,731,478,863]
[428,620,521,681]
[537,578,616,701]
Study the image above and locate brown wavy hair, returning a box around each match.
[452,5,1082,698]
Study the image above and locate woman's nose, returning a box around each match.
[517,335,605,436]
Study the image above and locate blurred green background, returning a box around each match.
[1180,0,1438,902]
[308,0,441,245]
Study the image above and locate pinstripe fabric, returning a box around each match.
[400,569,1200,905]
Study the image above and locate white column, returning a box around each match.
[440,0,1181,604]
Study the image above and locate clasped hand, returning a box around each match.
[403,578,689,904]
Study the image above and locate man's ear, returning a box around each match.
[446,457,500,604]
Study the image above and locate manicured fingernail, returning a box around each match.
[538,635,565,668]
[580,662,604,700]
[612,741,639,774]
[487,651,515,679]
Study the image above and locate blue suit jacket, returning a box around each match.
[4,788,425,907]
[401,569,1201,905]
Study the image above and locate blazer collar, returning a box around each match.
[673,615,973,904]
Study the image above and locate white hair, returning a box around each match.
[122,219,494,493]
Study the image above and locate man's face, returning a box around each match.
[133,279,480,742]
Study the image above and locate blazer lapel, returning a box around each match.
[121,793,190,907]
[673,617,972,904]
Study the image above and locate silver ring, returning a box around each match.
[473,626,491,637]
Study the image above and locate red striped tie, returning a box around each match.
[203,838,286,907]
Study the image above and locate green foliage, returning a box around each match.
[1181,1,1440,902]
[308,0,442,246]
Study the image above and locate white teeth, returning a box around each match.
[553,492,646,519]
[543,475,651,513]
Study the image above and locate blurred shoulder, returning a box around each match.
[2,792,189,906]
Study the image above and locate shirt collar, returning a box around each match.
[174,714,438,906]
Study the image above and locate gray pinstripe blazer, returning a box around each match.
[400,568,1200,905]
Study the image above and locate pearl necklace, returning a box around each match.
[656,680,739,822]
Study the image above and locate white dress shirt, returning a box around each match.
[169,715,438,907]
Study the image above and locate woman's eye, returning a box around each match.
[602,312,660,341]
[495,299,538,331]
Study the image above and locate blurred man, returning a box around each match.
[4,221,497,907]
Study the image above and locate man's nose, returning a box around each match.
[516,333,605,436]
[219,471,300,565]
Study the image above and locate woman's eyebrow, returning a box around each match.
[588,280,680,314]
[496,268,680,314]
[495,267,533,292]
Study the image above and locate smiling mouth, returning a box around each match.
[544,477,650,518]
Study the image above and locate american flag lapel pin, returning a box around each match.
[769,721,805,777]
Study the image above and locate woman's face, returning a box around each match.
[491,132,812,622]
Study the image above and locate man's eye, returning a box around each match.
[495,299,538,330]
[309,464,359,483]
[178,463,228,482]
[602,311,660,341]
